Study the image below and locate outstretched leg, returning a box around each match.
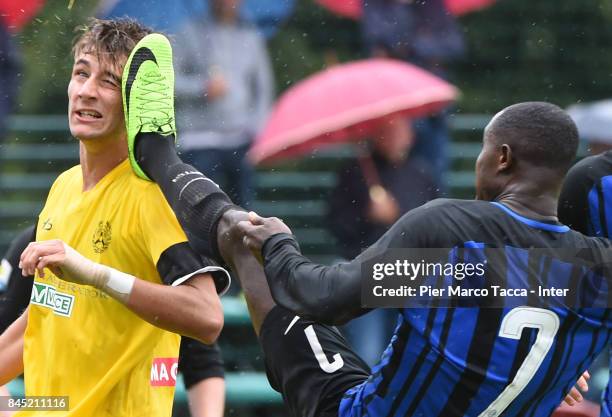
[136,134,236,260]
[123,35,275,335]
[136,133,274,334]
[123,38,369,415]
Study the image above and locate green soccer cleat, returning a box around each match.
[122,33,176,181]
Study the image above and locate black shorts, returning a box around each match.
[0,225,36,333]
[260,306,370,417]
[178,337,224,389]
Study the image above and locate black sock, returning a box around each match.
[135,132,241,261]
[135,132,181,181]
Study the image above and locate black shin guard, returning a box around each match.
[135,133,240,261]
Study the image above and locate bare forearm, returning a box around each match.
[0,311,26,385]
[126,276,223,344]
[187,377,225,417]
[230,211,365,325]
[0,339,23,385]
[217,209,275,334]
[19,242,224,345]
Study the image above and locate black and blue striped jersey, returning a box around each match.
[263,198,611,417]
[559,151,612,417]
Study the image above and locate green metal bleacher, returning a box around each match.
[0,113,489,410]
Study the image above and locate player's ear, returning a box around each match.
[498,144,513,172]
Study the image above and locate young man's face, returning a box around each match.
[67,52,126,143]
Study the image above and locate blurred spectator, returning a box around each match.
[567,100,612,155]
[362,0,464,74]
[327,116,439,365]
[0,20,20,149]
[328,116,439,260]
[173,0,274,208]
[362,0,465,189]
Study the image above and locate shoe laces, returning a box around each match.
[136,70,175,133]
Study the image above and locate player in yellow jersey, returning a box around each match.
[0,19,229,417]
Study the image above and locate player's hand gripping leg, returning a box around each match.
[237,212,292,259]
[216,209,275,335]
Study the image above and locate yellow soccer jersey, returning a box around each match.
[19,160,224,417]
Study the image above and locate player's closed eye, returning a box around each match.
[102,79,117,87]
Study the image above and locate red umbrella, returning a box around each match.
[445,0,496,15]
[249,58,458,165]
[0,0,45,32]
[314,0,495,19]
[315,0,362,19]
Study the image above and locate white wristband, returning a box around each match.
[58,243,135,303]
[102,268,136,304]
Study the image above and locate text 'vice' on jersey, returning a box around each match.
[122,33,176,181]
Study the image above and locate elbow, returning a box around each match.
[196,306,224,345]
[185,273,225,344]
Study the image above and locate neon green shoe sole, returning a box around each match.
[122,33,176,181]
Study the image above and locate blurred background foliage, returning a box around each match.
[14,0,612,115]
